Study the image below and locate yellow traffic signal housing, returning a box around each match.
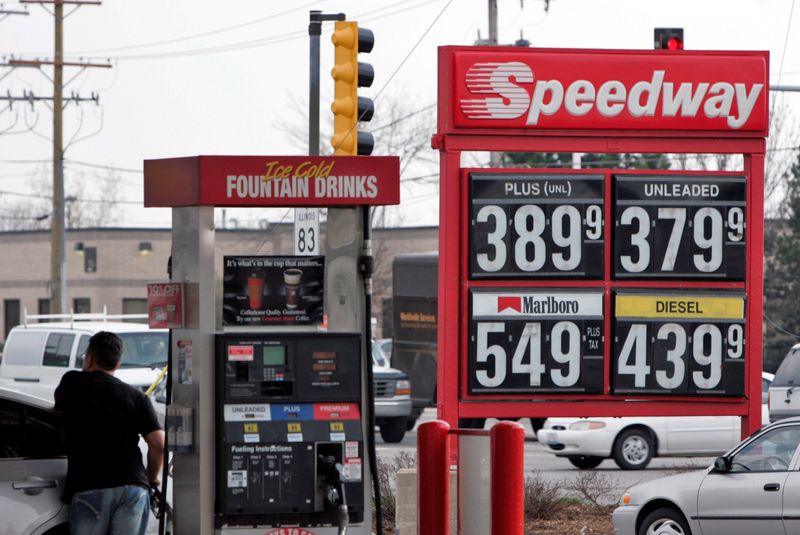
[330,21,375,156]
[331,21,358,155]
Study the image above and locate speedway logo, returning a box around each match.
[451,50,768,133]
[471,291,603,319]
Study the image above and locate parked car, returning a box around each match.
[372,342,413,443]
[0,313,167,400]
[769,342,800,423]
[537,372,774,470]
[613,416,800,535]
[0,386,69,535]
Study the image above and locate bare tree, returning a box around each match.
[670,96,799,217]
[277,89,439,228]
[0,165,122,231]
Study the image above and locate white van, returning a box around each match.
[769,342,800,423]
[0,311,167,399]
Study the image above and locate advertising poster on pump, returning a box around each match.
[223,256,324,326]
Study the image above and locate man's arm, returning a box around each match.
[144,429,165,486]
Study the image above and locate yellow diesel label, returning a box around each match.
[330,422,344,432]
[243,423,259,433]
[287,423,302,433]
[616,294,744,320]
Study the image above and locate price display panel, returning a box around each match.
[468,289,604,394]
[469,173,604,279]
[612,291,745,396]
[614,175,746,280]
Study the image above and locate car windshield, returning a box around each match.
[372,341,388,367]
[118,332,169,368]
[773,348,800,387]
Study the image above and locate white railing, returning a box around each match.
[23,305,148,328]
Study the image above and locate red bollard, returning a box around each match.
[417,420,451,535]
[490,421,525,535]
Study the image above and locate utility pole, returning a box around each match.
[487,0,501,166]
[14,0,108,314]
[488,0,498,45]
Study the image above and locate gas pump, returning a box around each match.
[215,333,365,529]
[143,153,399,535]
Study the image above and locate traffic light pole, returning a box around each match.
[308,11,344,156]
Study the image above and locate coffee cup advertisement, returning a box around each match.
[223,256,324,326]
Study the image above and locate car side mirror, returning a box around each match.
[713,456,731,472]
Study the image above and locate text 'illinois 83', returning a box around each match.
[614,175,746,280]
[468,290,604,394]
[469,173,604,279]
[612,292,745,396]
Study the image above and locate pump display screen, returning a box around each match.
[263,346,286,366]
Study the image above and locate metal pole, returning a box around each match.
[770,85,800,92]
[417,420,451,535]
[488,0,498,45]
[52,0,66,314]
[490,422,525,535]
[309,10,321,156]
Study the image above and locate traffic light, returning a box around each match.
[330,21,375,156]
[654,28,684,50]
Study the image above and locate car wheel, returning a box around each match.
[613,428,654,470]
[458,418,486,429]
[530,418,546,433]
[638,507,691,535]
[567,455,604,469]
[379,417,407,443]
[405,416,418,431]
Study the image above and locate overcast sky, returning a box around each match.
[1,0,798,228]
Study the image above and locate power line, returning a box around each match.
[58,0,437,62]
[53,1,321,55]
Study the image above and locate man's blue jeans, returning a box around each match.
[69,485,149,535]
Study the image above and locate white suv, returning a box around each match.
[0,312,167,400]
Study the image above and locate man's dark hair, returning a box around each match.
[87,331,124,370]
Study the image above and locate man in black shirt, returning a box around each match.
[55,331,164,535]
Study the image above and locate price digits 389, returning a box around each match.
[475,204,603,274]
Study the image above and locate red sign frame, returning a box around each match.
[143,155,400,208]
[434,46,768,437]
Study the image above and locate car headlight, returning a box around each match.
[568,420,606,431]
[395,379,411,396]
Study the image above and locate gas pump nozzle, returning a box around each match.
[318,455,349,534]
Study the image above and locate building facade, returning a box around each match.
[0,225,437,345]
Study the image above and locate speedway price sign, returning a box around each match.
[434,47,767,426]
[464,169,751,399]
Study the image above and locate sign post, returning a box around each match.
[434,47,768,441]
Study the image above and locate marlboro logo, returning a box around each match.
[497,296,521,313]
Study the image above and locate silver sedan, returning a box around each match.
[613,416,800,535]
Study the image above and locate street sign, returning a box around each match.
[294,208,320,255]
